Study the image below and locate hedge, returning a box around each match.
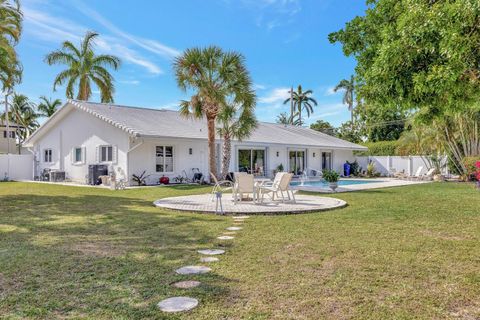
[355,140,399,156]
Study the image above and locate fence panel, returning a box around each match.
[0,154,33,181]
[354,155,447,176]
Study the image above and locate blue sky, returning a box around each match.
[17,0,366,126]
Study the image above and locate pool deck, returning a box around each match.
[291,178,430,193]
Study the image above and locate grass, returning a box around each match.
[0,182,479,319]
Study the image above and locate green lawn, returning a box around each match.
[0,182,479,319]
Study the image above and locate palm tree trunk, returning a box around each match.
[299,106,302,126]
[207,115,217,181]
[221,134,231,179]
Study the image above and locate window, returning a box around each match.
[322,152,332,170]
[3,131,15,138]
[100,145,113,162]
[156,146,173,172]
[44,149,52,163]
[289,150,305,175]
[238,149,265,176]
[73,147,83,163]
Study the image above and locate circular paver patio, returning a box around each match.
[153,194,346,214]
[158,297,198,312]
[175,266,211,275]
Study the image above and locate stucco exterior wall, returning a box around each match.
[34,108,129,183]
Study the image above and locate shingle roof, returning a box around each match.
[33,100,367,150]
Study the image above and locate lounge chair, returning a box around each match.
[232,174,256,204]
[408,166,424,180]
[210,172,233,201]
[259,172,295,203]
[421,168,436,181]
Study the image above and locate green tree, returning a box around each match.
[329,0,480,173]
[357,104,406,142]
[283,85,317,126]
[309,119,337,136]
[0,0,22,90]
[37,96,62,117]
[1,94,38,153]
[217,98,257,179]
[334,75,355,123]
[337,120,362,144]
[174,46,255,177]
[45,31,121,103]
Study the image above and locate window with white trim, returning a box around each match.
[3,131,15,139]
[156,146,173,172]
[100,145,113,162]
[44,149,52,163]
[73,147,83,163]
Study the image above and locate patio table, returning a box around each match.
[254,178,272,202]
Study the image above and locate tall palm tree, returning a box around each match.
[276,111,301,126]
[283,85,317,126]
[217,96,257,179]
[174,46,254,178]
[1,93,38,153]
[37,96,62,117]
[45,31,121,103]
[0,0,22,90]
[334,75,355,123]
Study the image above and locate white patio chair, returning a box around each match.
[408,166,424,180]
[421,168,436,181]
[260,172,295,203]
[210,172,233,201]
[232,174,255,204]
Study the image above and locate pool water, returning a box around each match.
[290,179,384,188]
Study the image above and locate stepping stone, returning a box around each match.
[157,296,198,312]
[200,256,219,262]
[176,266,211,275]
[217,235,234,240]
[197,249,225,255]
[172,280,201,289]
[233,215,250,219]
[226,226,243,231]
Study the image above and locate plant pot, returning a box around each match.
[433,174,444,182]
[329,182,338,192]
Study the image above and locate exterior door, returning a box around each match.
[289,150,305,175]
[322,152,332,170]
[237,149,265,176]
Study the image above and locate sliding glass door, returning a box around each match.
[289,150,305,175]
[322,152,332,170]
[238,149,265,176]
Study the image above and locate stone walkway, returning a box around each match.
[154,194,347,214]
[158,215,249,313]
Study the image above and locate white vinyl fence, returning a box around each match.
[355,155,448,176]
[0,154,33,181]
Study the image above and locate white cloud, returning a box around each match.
[23,5,163,75]
[72,0,181,59]
[118,80,140,85]
[258,87,290,104]
[253,83,267,90]
[325,86,340,96]
[157,102,180,111]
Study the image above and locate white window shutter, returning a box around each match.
[112,145,118,164]
[82,146,86,164]
[95,146,99,163]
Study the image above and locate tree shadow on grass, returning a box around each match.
[0,193,233,319]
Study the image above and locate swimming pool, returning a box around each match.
[290,179,384,188]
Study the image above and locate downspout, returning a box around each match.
[126,137,144,186]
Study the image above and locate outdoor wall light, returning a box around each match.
[276,151,279,157]
[189,148,193,155]
[313,152,316,157]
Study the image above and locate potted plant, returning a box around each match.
[273,163,284,176]
[430,155,446,181]
[322,169,340,192]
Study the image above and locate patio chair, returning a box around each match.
[259,172,295,203]
[210,172,233,201]
[232,174,256,204]
[421,168,436,181]
[408,166,424,180]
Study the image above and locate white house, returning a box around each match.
[0,120,19,154]
[24,100,367,185]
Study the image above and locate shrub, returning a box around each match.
[355,140,399,156]
[322,169,339,183]
[463,156,480,181]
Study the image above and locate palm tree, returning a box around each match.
[283,85,317,126]
[217,97,257,179]
[334,75,355,123]
[1,93,39,153]
[0,0,22,90]
[174,46,254,178]
[45,31,121,103]
[276,111,301,126]
[37,96,62,117]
